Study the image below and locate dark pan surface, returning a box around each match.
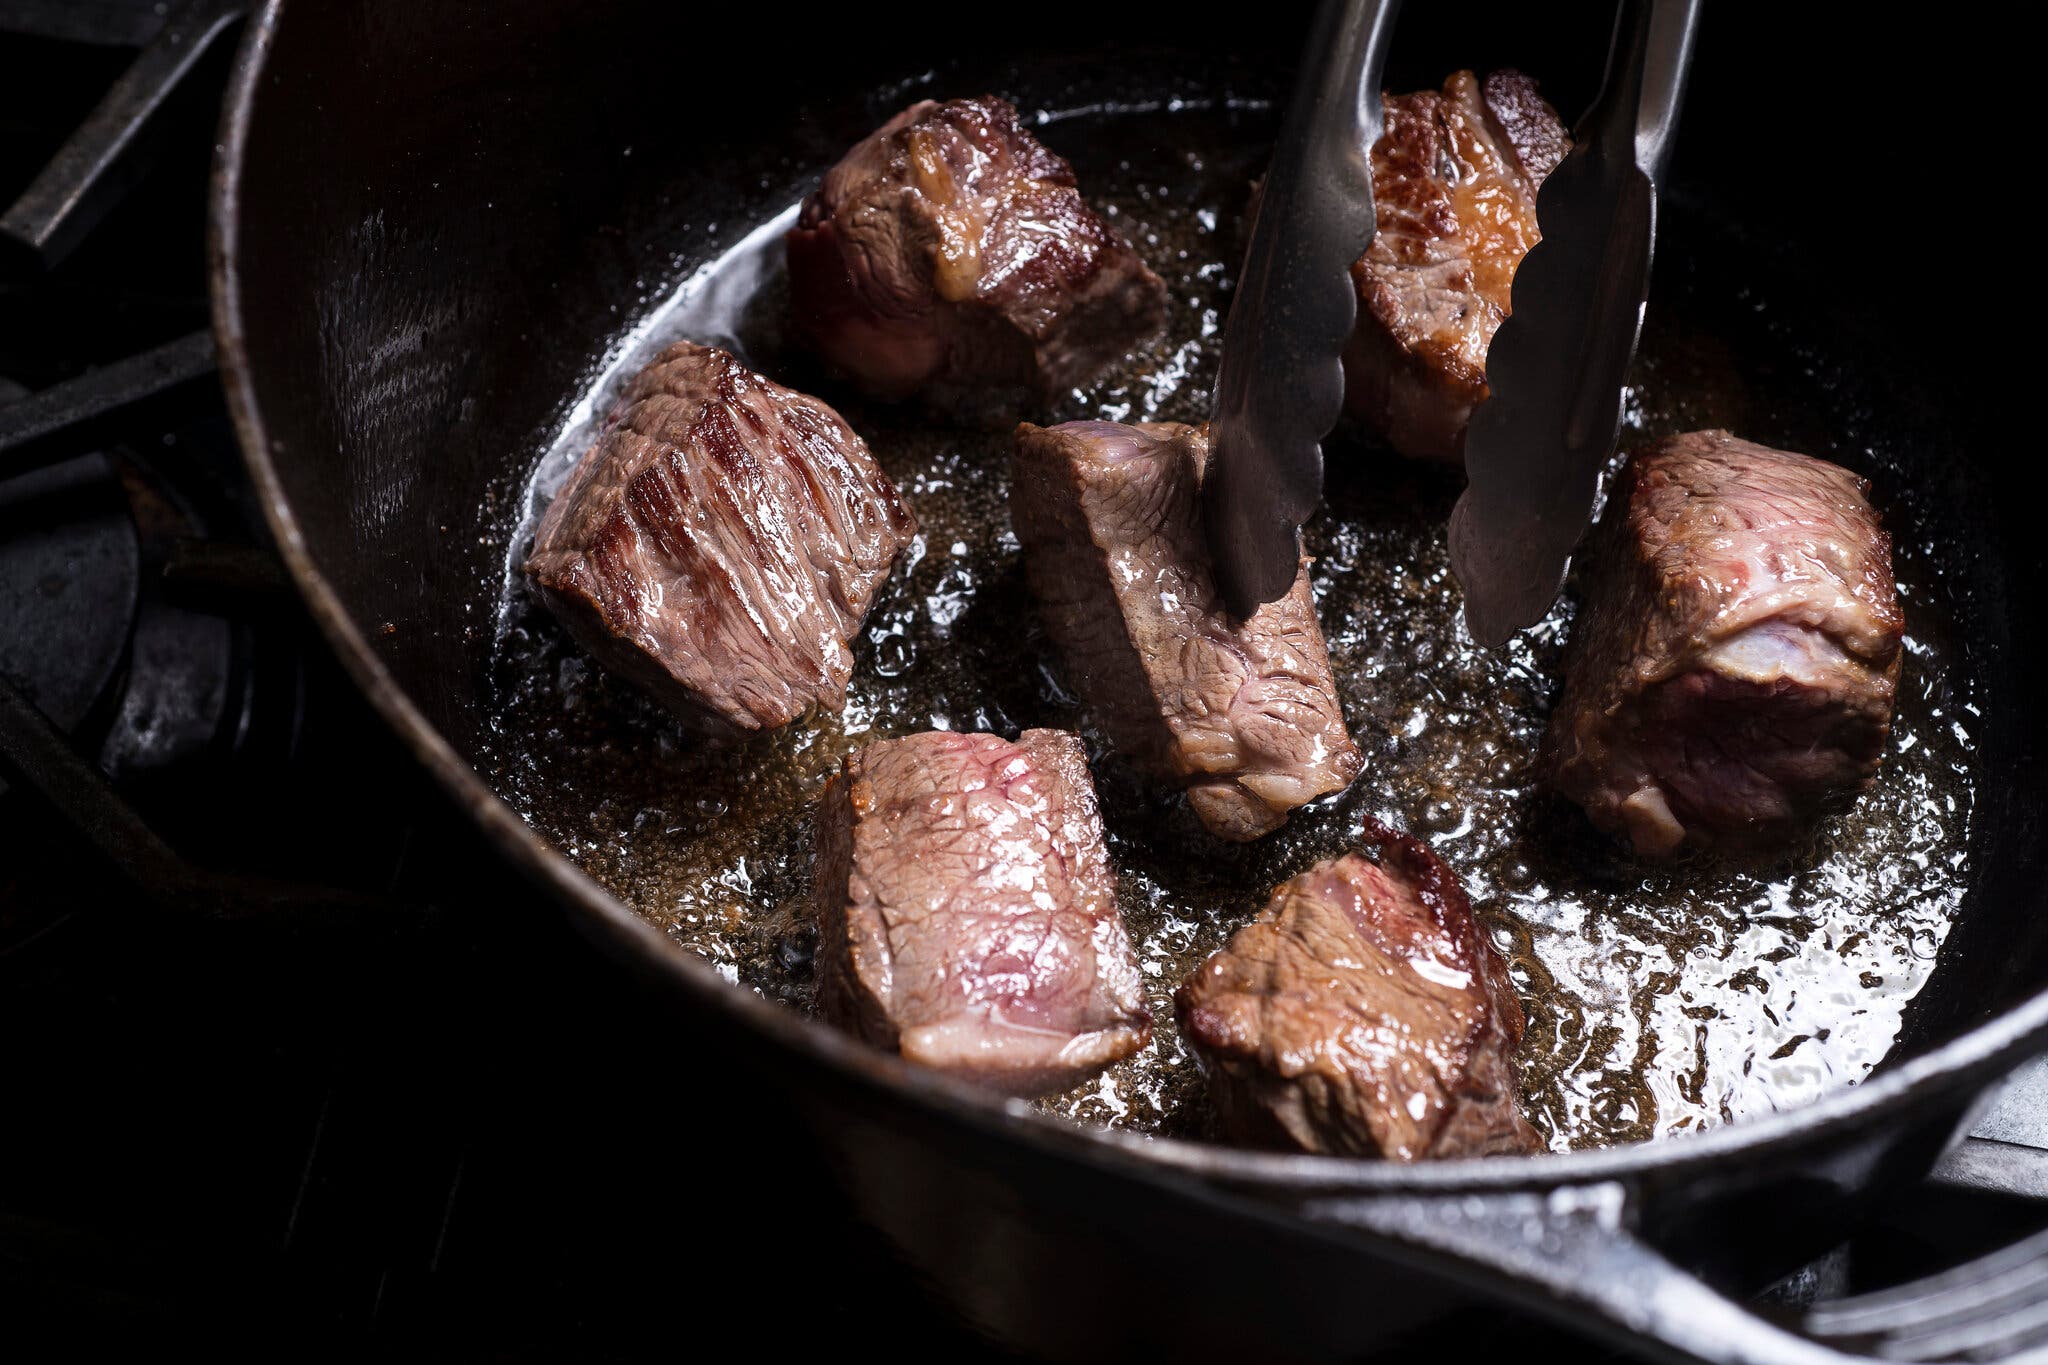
[480,91,1980,1152]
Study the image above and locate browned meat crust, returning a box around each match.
[1010,420,1363,841]
[1176,826,1538,1159]
[788,96,1168,422]
[1345,69,1568,461]
[525,341,916,739]
[812,728,1150,1096]
[1545,430,1904,857]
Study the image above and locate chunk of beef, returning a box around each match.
[1344,69,1568,461]
[812,728,1150,1096]
[1010,420,1363,841]
[787,96,1168,421]
[1545,430,1904,857]
[1176,827,1538,1159]
[525,341,916,739]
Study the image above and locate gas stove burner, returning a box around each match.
[0,383,305,807]
[0,412,138,741]
[0,0,356,927]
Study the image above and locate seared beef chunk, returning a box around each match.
[1176,827,1537,1159]
[1546,431,1904,857]
[788,96,1168,421]
[1011,420,1363,841]
[525,341,916,739]
[812,728,1150,1095]
[1344,70,1568,461]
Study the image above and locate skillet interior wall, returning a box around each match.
[225,0,2047,1085]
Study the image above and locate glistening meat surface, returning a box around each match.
[1344,69,1567,461]
[1546,430,1904,857]
[812,728,1150,1096]
[788,96,1167,421]
[1010,420,1362,840]
[524,341,916,740]
[1176,827,1538,1159]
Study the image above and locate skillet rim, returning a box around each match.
[208,0,2048,1199]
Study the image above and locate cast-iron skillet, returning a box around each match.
[209,1,2048,1359]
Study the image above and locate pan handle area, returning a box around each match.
[1294,1180,2048,1363]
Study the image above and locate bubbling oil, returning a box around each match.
[482,104,1976,1150]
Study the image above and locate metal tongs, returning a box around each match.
[1207,0,1701,639]
[1206,0,1399,618]
[1450,0,1702,645]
